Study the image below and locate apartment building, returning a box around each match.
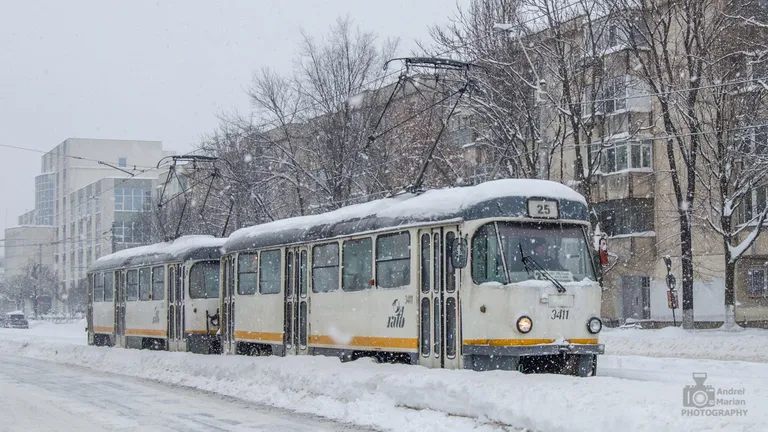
[453,4,768,326]
[5,138,168,312]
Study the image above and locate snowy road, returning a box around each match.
[0,355,364,432]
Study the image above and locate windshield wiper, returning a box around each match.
[518,243,566,293]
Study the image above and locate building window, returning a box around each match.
[748,267,766,297]
[312,243,339,293]
[114,188,152,212]
[600,139,653,173]
[118,158,127,168]
[595,198,655,236]
[739,185,768,225]
[113,221,149,245]
[376,233,410,289]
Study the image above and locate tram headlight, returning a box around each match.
[587,317,603,334]
[516,316,533,334]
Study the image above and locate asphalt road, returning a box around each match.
[0,355,368,432]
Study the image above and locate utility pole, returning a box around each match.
[536,79,548,180]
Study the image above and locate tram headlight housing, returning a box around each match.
[516,316,533,334]
[587,317,603,334]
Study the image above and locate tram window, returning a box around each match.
[104,272,114,302]
[433,233,441,293]
[420,234,430,293]
[420,297,430,357]
[139,267,151,301]
[152,266,165,301]
[342,238,372,292]
[286,251,294,296]
[126,269,138,301]
[446,297,457,359]
[189,261,220,299]
[471,224,506,284]
[237,253,258,295]
[471,222,597,283]
[312,243,339,293]
[93,272,104,302]
[376,233,410,289]
[445,232,456,293]
[259,250,282,294]
[299,250,308,297]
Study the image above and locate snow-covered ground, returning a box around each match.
[1,322,767,431]
[602,326,768,363]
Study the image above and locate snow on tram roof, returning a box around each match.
[225,179,587,252]
[89,235,225,272]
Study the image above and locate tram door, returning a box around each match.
[167,264,185,351]
[418,227,461,369]
[114,271,126,348]
[221,255,236,354]
[284,247,309,356]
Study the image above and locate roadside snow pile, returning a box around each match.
[0,320,86,346]
[603,326,768,363]
[0,337,764,432]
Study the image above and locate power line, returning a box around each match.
[0,143,158,170]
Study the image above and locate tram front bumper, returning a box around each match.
[462,342,605,357]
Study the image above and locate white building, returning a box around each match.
[3,225,56,313]
[7,138,169,312]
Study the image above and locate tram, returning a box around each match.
[218,179,604,375]
[86,235,225,353]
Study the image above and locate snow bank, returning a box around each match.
[603,326,768,363]
[0,335,764,432]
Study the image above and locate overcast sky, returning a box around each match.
[0,0,466,227]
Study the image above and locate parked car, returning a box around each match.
[3,311,29,329]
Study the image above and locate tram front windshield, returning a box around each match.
[472,222,596,284]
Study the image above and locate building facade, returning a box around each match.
[6,138,166,313]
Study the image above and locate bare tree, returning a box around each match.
[0,260,57,318]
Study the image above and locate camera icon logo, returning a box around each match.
[683,373,716,408]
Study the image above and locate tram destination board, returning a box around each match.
[527,199,559,219]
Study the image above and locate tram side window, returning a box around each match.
[259,250,282,294]
[313,243,339,293]
[237,253,258,295]
[93,273,104,302]
[342,238,372,292]
[126,269,138,301]
[104,272,114,302]
[237,252,259,295]
[189,261,220,299]
[152,266,165,301]
[471,224,506,284]
[376,233,410,289]
[139,267,151,301]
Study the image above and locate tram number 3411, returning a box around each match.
[551,309,570,320]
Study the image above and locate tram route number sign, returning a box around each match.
[667,290,679,310]
[527,199,559,219]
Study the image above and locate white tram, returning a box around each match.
[219,179,604,376]
[86,235,225,354]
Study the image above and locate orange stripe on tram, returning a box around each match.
[233,331,283,342]
[185,329,219,336]
[92,326,114,334]
[125,328,167,337]
[309,335,418,349]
